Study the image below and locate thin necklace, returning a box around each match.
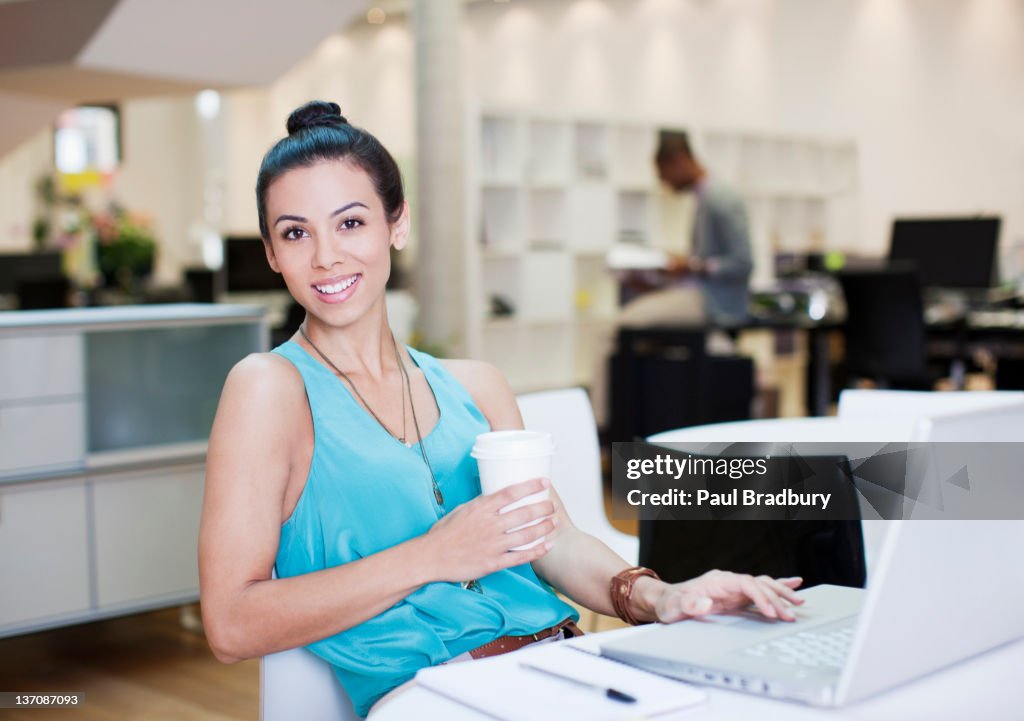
[299,325,445,508]
[396,342,479,591]
[299,325,407,446]
[395,342,445,507]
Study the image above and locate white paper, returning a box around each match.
[605,243,670,271]
[416,643,706,721]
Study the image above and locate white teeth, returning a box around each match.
[315,275,358,294]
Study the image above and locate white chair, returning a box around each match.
[911,399,1024,442]
[260,570,359,721]
[516,387,639,565]
[837,389,1024,423]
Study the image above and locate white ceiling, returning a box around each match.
[76,0,366,88]
[0,0,366,156]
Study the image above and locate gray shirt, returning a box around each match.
[692,177,753,326]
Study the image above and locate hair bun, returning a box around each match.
[286,100,349,135]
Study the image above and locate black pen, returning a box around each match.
[519,662,637,704]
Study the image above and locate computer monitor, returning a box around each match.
[888,217,1000,290]
[223,236,286,293]
[0,252,64,294]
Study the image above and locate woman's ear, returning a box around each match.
[263,238,282,273]
[390,201,411,251]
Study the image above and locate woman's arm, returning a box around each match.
[448,359,804,623]
[444,359,628,612]
[199,355,553,663]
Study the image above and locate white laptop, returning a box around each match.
[601,520,1024,706]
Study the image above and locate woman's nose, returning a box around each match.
[311,235,345,268]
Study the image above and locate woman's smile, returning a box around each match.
[312,272,362,303]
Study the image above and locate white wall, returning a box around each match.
[0,129,52,252]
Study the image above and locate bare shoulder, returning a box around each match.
[211,351,310,452]
[439,358,522,430]
[221,351,305,408]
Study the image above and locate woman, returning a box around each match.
[198,101,803,718]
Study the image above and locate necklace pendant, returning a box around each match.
[404,439,412,448]
[434,487,444,506]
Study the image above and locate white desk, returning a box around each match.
[647,417,919,444]
[373,626,1024,721]
[372,417,1023,720]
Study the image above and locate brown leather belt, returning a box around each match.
[468,618,583,660]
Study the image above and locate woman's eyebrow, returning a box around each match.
[274,214,307,226]
[330,201,369,217]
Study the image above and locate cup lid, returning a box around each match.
[471,430,555,460]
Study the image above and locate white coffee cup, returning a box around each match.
[471,430,555,551]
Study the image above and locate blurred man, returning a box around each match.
[590,130,753,428]
[653,130,752,326]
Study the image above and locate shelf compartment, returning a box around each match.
[573,122,611,181]
[519,250,575,322]
[613,125,657,187]
[567,185,615,252]
[480,115,522,183]
[526,188,568,246]
[525,119,570,185]
[481,187,524,252]
[617,190,654,245]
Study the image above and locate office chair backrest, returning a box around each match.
[516,387,638,564]
[260,570,358,721]
[638,456,867,589]
[838,268,927,384]
[911,400,1024,442]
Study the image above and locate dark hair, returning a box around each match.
[255,100,405,239]
[655,129,695,164]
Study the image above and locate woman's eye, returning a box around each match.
[339,218,364,231]
[282,227,308,241]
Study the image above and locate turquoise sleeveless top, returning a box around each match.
[272,341,577,717]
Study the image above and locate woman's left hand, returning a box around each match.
[647,570,805,624]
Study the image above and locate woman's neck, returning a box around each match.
[299,304,398,381]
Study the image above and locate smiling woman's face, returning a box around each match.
[263,159,408,329]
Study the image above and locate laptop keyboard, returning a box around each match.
[742,625,855,669]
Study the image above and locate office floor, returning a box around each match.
[0,608,258,721]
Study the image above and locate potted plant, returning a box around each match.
[94,206,157,294]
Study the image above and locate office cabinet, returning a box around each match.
[0,332,85,476]
[92,464,205,608]
[0,333,83,401]
[0,304,266,637]
[0,400,85,475]
[0,481,90,628]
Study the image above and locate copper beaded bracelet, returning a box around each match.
[610,566,661,626]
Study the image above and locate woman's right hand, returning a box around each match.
[422,478,557,583]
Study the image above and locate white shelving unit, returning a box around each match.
[466,108,859,393]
